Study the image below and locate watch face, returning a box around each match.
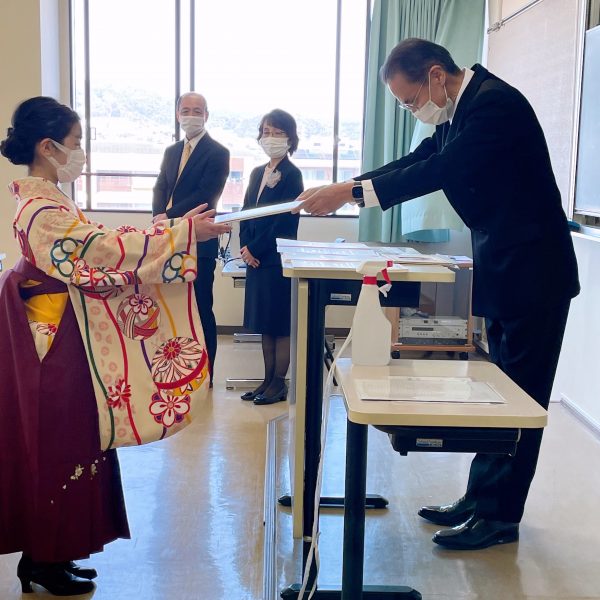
[352,183,363,200]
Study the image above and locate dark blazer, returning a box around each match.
[240,157,303,267]
[356,64,580,319]
[152,133,230,258]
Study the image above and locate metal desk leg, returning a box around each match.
[280,420,422,599]
[342,420,422,599]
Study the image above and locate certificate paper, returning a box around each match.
[215,200,303,224]
[354,376,506,404]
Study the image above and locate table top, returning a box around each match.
[282,262,455,283]
[221,259,246,278]
[334,358,547,429]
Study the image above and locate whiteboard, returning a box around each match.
[574,25,600,217]
[487,0,581,214]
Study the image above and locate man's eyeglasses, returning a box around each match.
[397,78,426,111]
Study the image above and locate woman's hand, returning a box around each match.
[152,212,167,224]
[191,207,231,241]
[183,203,210,219]
[241,245,260,268]
[293,181,354,215]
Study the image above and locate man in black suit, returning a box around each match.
[153,92,230,386]
[298,38,580,550]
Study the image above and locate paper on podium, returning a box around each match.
[215,200,302,224]
[276,239,370,250]
[355,376,506,404]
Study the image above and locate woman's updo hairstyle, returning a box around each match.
[0,96,80,166]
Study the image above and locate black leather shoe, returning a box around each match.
[418,495,476,527]
[241,386,267,401]
[61,561,98,580]
[17,555,95,595]
[433,517,519,550]
[253,385,287,405]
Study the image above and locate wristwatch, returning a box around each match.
[351,181,365,207]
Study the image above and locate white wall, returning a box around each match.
[552,235,600,428]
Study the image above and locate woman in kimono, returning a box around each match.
[239,109,303,405]
[0,96,230,595]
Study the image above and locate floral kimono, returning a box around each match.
[0,176,208,562]
[11,177,210,450]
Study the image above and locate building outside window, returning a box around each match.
[71,0,368,215]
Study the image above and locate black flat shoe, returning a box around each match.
[432,517,519,550]
[253,385,287,405]
[241,387,266,401]
[61,561,98,580]
[17,555,95,595]
[418,495,476,527]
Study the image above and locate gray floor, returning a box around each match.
[1,336,599,599]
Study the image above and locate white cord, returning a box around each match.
[297,329,353,599]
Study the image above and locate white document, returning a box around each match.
[276,239,370,250]
[280,246,380,257]
[288,259,369,270]
[377,246,423,257]
[215,200,302,224]
[354,376,506,404]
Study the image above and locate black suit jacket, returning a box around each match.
[239,157,303,267]
[356,64,580,319]
[152,133,230,258]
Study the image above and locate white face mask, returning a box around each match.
[413,75,455,126]
[259,136,289,159]
[179,115,205,138]
[46,140,86,183]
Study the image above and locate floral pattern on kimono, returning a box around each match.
[11,177,210,449]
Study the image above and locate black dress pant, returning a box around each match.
[465,300,571,523]
[193,257,217,382]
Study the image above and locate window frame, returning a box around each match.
[69,0,371,217]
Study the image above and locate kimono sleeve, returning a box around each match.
[13,200,198,289]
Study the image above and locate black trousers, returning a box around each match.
[193,257,217,382]
[465,300,571,523]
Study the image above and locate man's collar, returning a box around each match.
[185,129,207,149]
[454,68,475,111]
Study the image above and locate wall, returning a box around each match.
[487,0,581,213]
[551,235,600,429]
[0,1,44,268]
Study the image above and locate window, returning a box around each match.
[71,0,368,215]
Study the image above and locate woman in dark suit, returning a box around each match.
[239,109,303,405]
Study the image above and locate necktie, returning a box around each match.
[167,141,192,210]
[178,141,192,178]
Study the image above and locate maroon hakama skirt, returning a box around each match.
[0,259,130,562]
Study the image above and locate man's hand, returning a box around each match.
[241,245,260,268]
[192,208,232,241]
[293,181,354,216]
[153,212,167,224]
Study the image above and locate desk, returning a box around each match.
[282,262,455,537]
[283,358,547,599]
